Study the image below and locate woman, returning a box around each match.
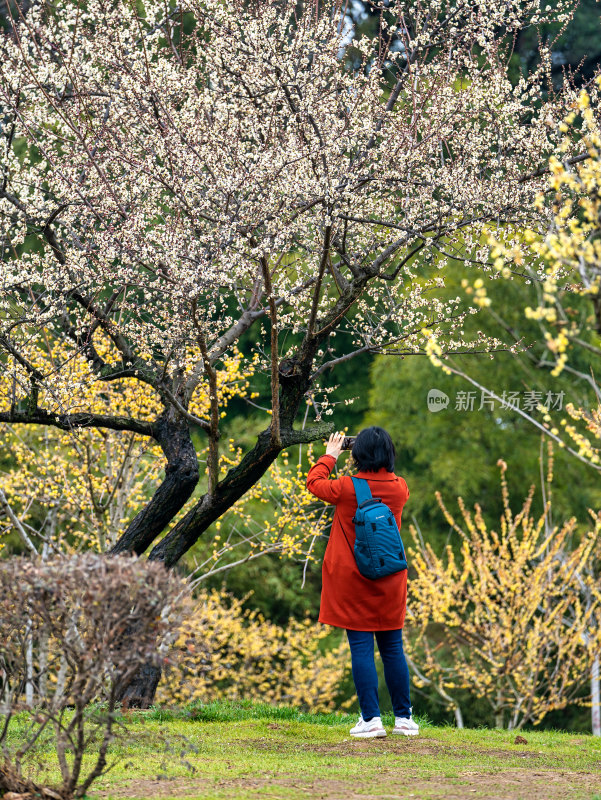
[306,426,418,739]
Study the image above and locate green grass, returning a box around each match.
[8,701,601,800]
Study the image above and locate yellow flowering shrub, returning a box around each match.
[406,448,601,729]
[0,337,258,550]
[156,589,349,712]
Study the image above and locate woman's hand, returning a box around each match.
[325,432,345,459]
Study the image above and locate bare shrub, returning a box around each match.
[0,553,181,799]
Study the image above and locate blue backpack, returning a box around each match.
[349,477,407,580]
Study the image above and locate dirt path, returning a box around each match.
[100,737,601,800]
[100,769,601,800]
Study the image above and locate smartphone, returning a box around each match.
[341,436,356,450]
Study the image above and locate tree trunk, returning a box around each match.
[148,422,331,566]
[149,332,334,566]
[116,662,162,709]
[110,411,199,556]
[108,412,198,706]
[124,381,331,704]
[592,655,600,736]
[112,418,330,707]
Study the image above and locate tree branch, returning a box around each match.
[260,254,280,445]
[518,151,589,184]
[311,344,377,380]
[0,408,154,437]
[0,486,38,556]
[307,225,332,336]
[441,360,601,471]
[110,410,198,556]
[192,302,220,491]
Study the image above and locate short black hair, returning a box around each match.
[352,426,396,473]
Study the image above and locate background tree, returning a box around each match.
[365,264,601,552]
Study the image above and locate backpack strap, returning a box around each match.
[351,477,373,507]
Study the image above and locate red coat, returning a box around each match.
[306,454,410,631]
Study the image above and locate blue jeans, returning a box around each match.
[346,629,411,722]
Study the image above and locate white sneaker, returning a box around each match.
[392,716,419,736]
[349,715,387,738]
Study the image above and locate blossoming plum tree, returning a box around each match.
[0,0,581,572]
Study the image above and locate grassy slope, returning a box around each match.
[11,702,601,800]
